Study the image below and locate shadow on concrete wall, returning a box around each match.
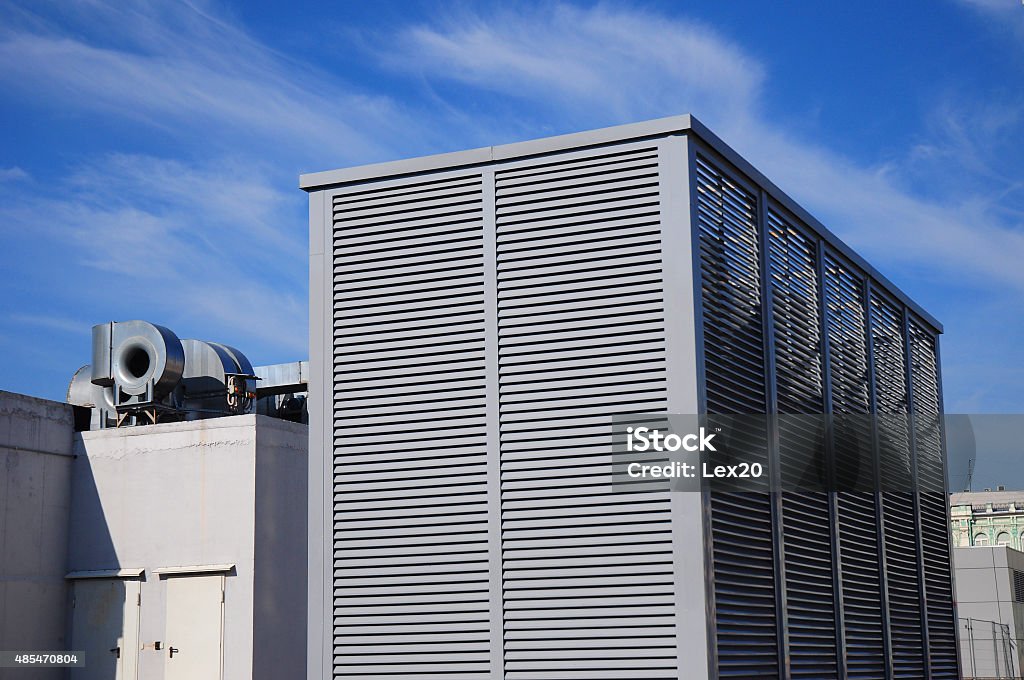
[66,442,124,679]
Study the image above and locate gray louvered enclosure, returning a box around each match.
[304,115,959,680]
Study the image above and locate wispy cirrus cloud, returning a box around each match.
[0,153,308,355]
[9,313,91,336]
[0,167,29,182]
[383,3,1024,413]
[0,0,396,382]
[392,4,763,130]
[0,0,426,166]
[391,4,1024,294]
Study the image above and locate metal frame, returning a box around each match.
[307,188,331,680]
[864,278,896,680]
[903,306,934,679]
[685,133,719,680]
[931,324,965,676]
[756,187,793,680]
[661,132,712,678]
[815,237,850,680]
[480,167,505,678]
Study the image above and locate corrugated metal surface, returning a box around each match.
[695,149,954,679]
[695,154,781,677]
[330,175,491,678]
[495,147,677,679]
[767,210,839,678]
[910,320,958,678]
[825,256,887,680]
[317,121,959,680]
[871,291,927,679]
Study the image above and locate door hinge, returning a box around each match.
[137,593,141,606]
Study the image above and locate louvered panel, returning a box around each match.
[870,292,925,679]
[695,155,780,677]
[910,322,959,678]
[767,210,839,677]
[824,256,887,679]
[495,147,676,679]
[331,175,490,679]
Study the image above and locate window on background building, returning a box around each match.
[976,533,989,546]
[997,532,1011,546]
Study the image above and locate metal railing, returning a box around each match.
[961,617,1019,679]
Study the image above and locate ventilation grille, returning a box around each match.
[495,147,677,679]
[825,257,886,679]
[871,292,925,679]
[330,175,490,678]
[767,211,838,678]
[696,154,780,677]
[910,320,958,678]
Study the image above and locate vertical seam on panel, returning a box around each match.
[662,133,708,680]
[758,188,791,680]
[482,168,504,680]
[904,308,932,679]
[865,279,894,680]
[933,337,963,676]
[817,238,848,680]
[321,190,333,680]
[687,136,719,680]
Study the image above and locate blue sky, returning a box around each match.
[1,0,1023,414]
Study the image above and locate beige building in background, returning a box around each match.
[951,491,1024,549]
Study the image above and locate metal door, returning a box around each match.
[69,578,140,680]
[163,574,224,680]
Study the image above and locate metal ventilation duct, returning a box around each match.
[68,321,257,428]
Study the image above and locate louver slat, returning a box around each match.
[768,211,839,678]
[331,175,490,679]
[495,147,676,680]
[695,155,780,677]
[824,256,887,679]
[870,292,926,679]
[910,321,959,678]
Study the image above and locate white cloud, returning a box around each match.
[395,5,762,127]
[0,166,29,182]
[390,3,1024,297]
[9,313,90,335]
[0,154,308,358]
[0,0,418,167]
[955,0,1024,34]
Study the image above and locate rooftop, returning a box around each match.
[950,490,1024,510]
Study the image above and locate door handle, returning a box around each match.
[169,646,179,658]
[109,647,120,659]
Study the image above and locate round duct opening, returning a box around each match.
[124,346,151,379]
[113,337,159,394]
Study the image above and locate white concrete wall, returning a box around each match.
[69,414,306,680]
[253,419,307,680]
[0,390,74,680]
